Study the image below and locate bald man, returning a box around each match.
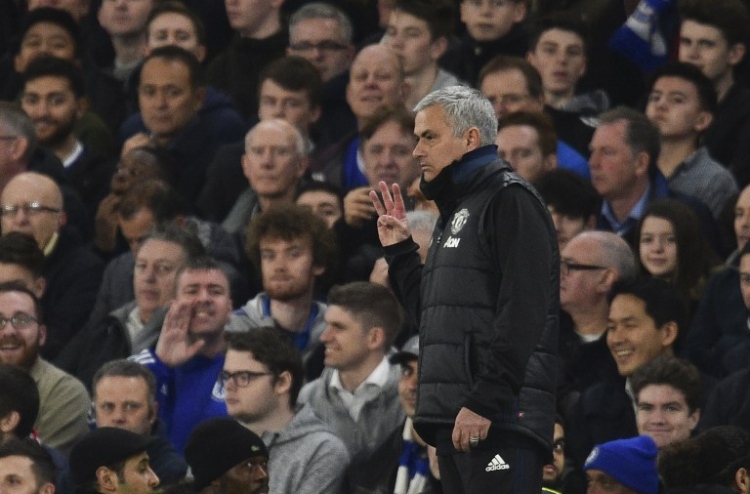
[1,172,103,360]
[310,44,407,190]
[222,119,308,235]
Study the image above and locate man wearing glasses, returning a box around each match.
[0,281,90,457]
[0,171,103,362]
[221,328,349,494]
[558,231,636,395]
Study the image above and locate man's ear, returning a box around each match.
[660,321,678,348]
[38,324,47,347]
[694,110,713,133]
[39,482,55,494]
[0,411,20,434]
[736,467,750,493]
[274,370,293,396]
[367,326,385,351]
[96,467,119,493]
[429,36,448,62]
[728,42,747,67]
[465,127,482,151]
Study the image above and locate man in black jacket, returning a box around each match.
[371,85,558,494]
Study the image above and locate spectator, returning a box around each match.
[21,56,112,218]
[558,231,635,399]
[635,199,721,321]
[299,282,406,457]
[631,356,703,449]
[56,225,205,390]
[221,119,308,235]
[644,62,737,218]
[131,257,233,452]
[686,183,750,376]
[344,335,441,494]
[184,418,269,494]
[295,181,343,229]
[309,44,406,190]
[568,278,685,468]
[382,0,460,109]
[478,56,590,179]
[123,46,217,205]
[229,205,337,380]
[678,0,750,187]
[92,360,188,485]
[535,169,599,252]
[1,172,103,360]
[222,329,349,493]
[0,282,90,457]
[119,1,245,147]
[206,0,288,119]
[69,428,159,494]
[495,111,558,183]
[583,436,660,494]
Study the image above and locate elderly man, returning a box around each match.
[222,119,308,235]
[372,85,557,494]
[310,43,406,190]
[1,171,102,360]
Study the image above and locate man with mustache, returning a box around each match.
[0,282,89,457]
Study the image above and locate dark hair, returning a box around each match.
[174,256,230,297]
[535,168,600,220]
[635,199,720,302]
[258,56,322,108]
[225,328,305,407]
[659,426,750,488]
[0,232,45,278]
[631,355,703,413]
[17,7,81,58]
[679,0,750,47]
[327,282,404,347]
[295,181,343,208]
[608,277,687,334]
[0,438,56,486]
[117,178,187,223]
[147,1,206,46]
[23,56,86,98]
[647,61,718,114]
[393,0,454,40]
[246,204,338,276]
[359,105,415,144]
[478,55,543,100]
[0,365,39,438]
[496,111,557,157]
[92,359,157,403]
[529,12,588,52]
[0,281,44,323]
[598,106,661,179]
[140,222,206,259]
[143,45,205,88]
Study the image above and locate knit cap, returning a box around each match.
[184,418,268,490]
[583,435,659,494]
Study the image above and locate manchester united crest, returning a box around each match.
[451,209,469,235]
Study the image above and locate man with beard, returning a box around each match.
[20,56,112,218]
[227,204,337,381]
[0,282,89,457]
[131,256,233,453]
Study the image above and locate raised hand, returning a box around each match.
[344,186,377,227]
[370,181,411,246]
[155,301,205,367]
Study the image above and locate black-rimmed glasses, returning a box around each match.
[560,260,606,276]
[218,370,274,388]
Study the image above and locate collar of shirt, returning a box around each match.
[601,184,651,235]
[329,356,391,421]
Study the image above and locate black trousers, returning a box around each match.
[435,428,545,494]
